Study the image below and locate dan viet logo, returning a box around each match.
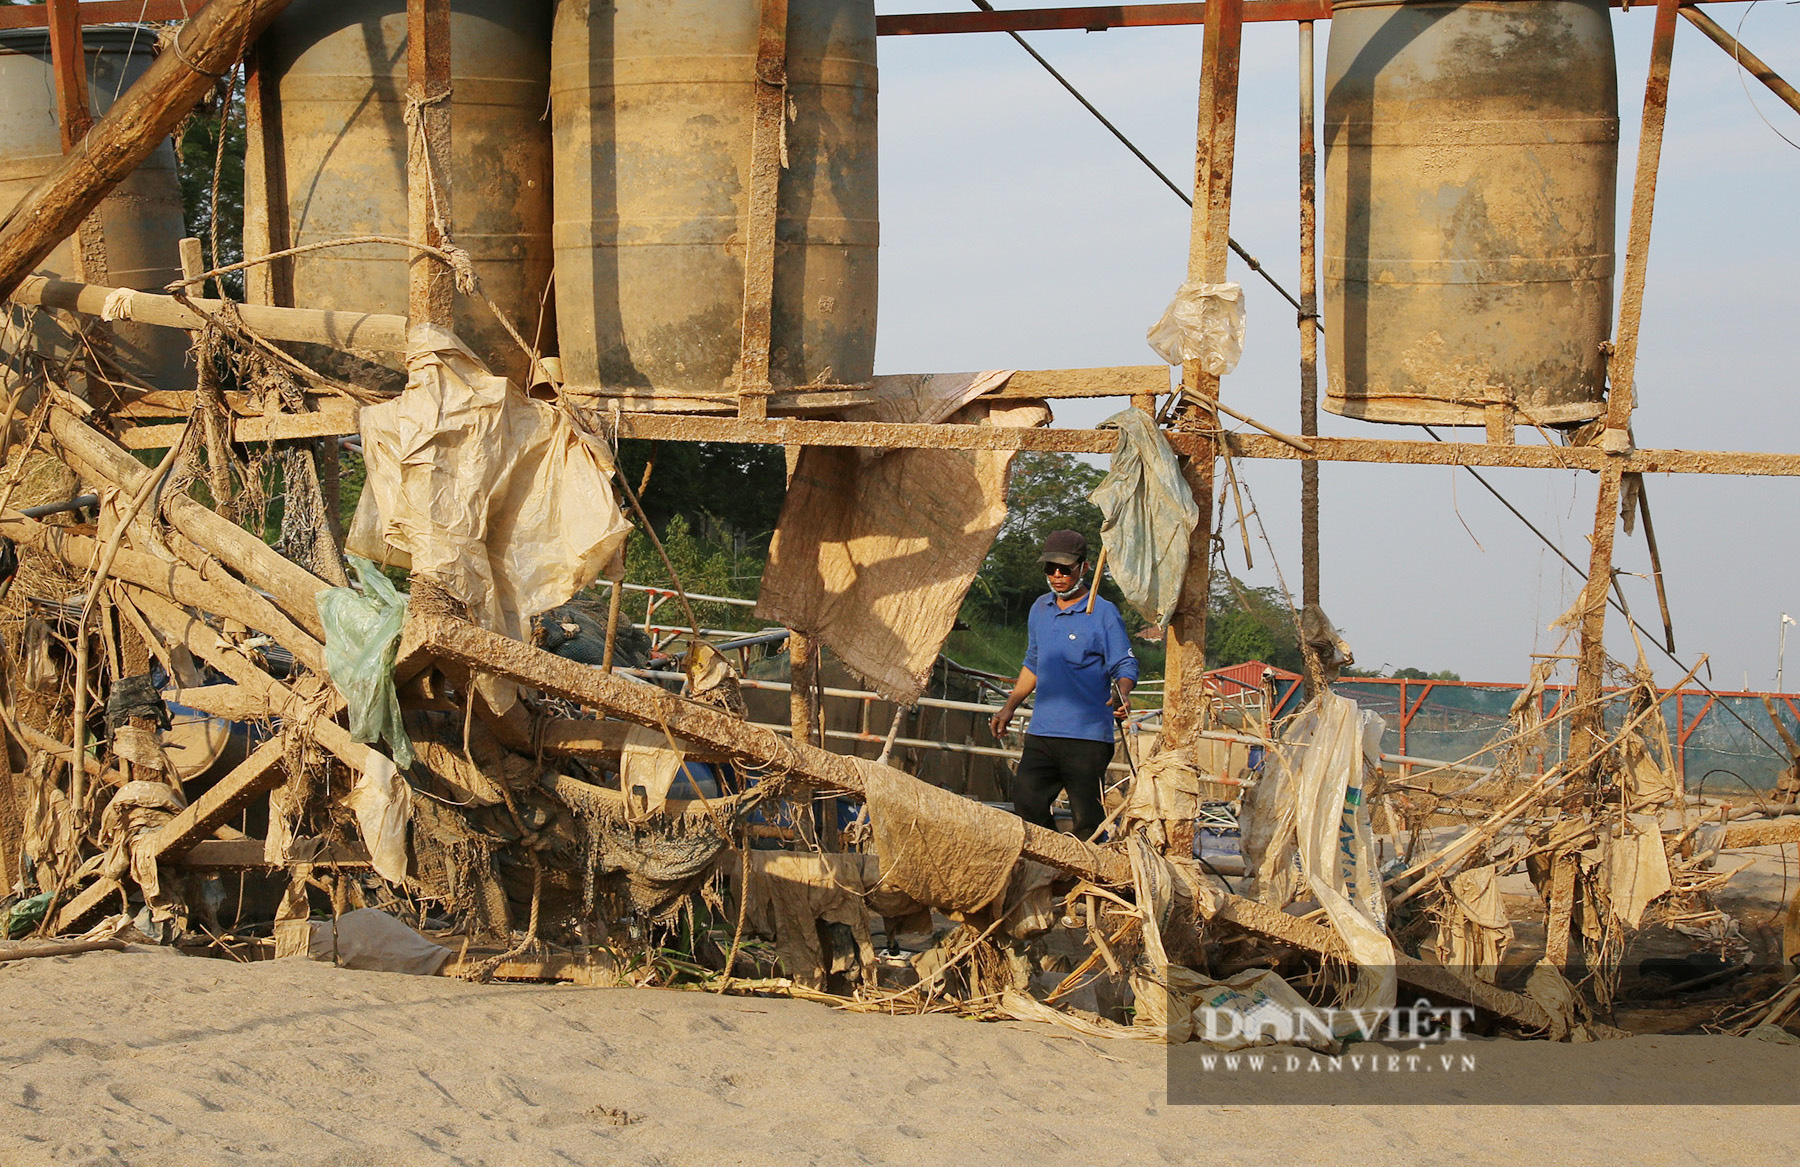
[1192,998,1481,1066]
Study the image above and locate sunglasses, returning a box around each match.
[1043,562,1083,577]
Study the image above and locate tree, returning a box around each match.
[614,440,787,554]
[175,75,246,299]
[965,451,1109,627]
[1206,574,1305,673]
[1391,667,1461,682]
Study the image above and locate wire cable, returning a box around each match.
[1419,426,1785,761]
[968,0,1308,316]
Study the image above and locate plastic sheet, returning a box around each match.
[1089,407,1200,627]
[317,557,413,769]
[1145,280,1246,375]
[348,324,632,646]
[307,908,452,976]
[1243,693,1396,1018]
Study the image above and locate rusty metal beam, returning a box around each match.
[1217,433,1800,477]
[607,413,1800,477]
[1572,0,1679,772]
[406,0,452,327]
[1679,3,1800,120]
[873,0,1728,36]
[46,0,91,151]
[737,0,788,420]
[1297,19,1320,624]
[877,1,1324,36]
[0,2,199,30]
[1164,0,1243,748]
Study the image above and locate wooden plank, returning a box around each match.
[46,0,92,150]
[118,400,361,449]
[413,612,1131,884]
[0,512,324,674]
[0,0,296,300]
[50,404,332,643]
[988,366,1170,400]
[180,838,373,868]
[51,735,289,933]
[1721,818,1800,850]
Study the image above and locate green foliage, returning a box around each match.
[175,77,246,299]
[616,515,762,632]
[964,451,1109,628]
[614,440,787,555]
[1390,667,1462,682]
[1206,574,1304,674]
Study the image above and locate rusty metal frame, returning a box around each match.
[1570,0,1681,772]
[736,0,790,421]
[406,0,453,327]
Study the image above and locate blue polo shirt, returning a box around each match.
[1023,589,1139,744]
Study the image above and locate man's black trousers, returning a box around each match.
[1012,733,1114,842]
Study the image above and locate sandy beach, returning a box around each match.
[2,947,1797,1166]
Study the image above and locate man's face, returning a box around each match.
[1045,559,1085,599]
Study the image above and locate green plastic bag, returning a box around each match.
[317,558,414,768]
[3,890,51,939]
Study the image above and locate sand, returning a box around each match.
[1,948,1798,1166]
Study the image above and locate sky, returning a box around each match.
[870,1,1800,691]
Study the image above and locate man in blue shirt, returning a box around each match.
[988,529,1138,841]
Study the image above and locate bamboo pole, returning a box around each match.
[0,0,295,298]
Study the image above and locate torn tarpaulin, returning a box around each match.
[755,371,1047,704]
[348,324,632,645]
[855,755,1024,915]
[317,557,413,768]
[1089,408,1199,629]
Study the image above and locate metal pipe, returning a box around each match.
[594,579,758,608]
[1679,3,1800,119]
[1297,17,1320,633]
[19,492,96,518]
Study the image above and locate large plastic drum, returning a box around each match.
[250,0,555,388]
[0,27,187,390]
[551,0,878,396]
[1323,0,1619,427]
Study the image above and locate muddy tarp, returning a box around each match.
[348,324,632,647]
[756,371,1047,703]
[1089,407,1199,628]
[855,755,1024,915]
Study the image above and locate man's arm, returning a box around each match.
[990,667,1037,738]
[1102,604,1139,720]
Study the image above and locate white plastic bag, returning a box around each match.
[1146,280,1246,375]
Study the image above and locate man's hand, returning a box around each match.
[989,705,1016,739]
[1111,678,1134,722]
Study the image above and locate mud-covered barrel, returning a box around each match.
[250,0,554,388]
[1323,0,1619,426]
[551,0,878,396]
[0,27,187,389]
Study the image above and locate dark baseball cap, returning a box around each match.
[1040,529,1088,566]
